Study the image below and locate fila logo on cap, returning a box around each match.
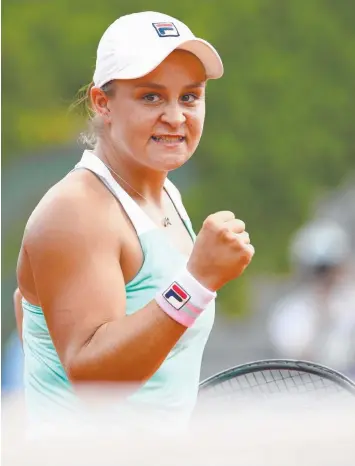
[152,22,180,38]
[163,282,190,310]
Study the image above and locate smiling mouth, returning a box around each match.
[151,135,185,143]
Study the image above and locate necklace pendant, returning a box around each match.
[162,217,172,227]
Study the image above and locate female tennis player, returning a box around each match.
[16,11,254,431]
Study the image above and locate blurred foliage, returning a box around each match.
[2,0,355,317]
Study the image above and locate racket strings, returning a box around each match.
[205,369,347,400]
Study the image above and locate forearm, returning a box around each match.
[67,299,186,383]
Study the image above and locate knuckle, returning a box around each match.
[236,219,246,231]
[219,225,230,236]
[203,215,216,230]
[243,231,250,242]
[225,211,236,220]
[245,245,255,259]
[220,225,231,238]
[238,243,254,258]
[230,235,243,249]
[230,219,245,234]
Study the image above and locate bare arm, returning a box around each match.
[13,288,23,345]
[26,188,186,384]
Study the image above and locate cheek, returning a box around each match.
[133,110,157,134]
[109,110,126,141]
[110,109,151,144]
[189,108,205,144]
[125,108,157,142]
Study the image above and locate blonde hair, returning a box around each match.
[70,81,116,148]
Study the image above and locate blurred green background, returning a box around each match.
[2,0,355,354]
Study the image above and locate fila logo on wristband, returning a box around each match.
[163,282,191,310]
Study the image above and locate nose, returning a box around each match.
[160,102,186,128]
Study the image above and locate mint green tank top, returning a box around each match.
[22,150,215,430]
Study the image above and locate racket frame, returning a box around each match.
[199,359,355,394]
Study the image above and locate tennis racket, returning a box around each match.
[199,359,355,401]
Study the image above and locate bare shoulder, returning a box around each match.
[24,169,124,252]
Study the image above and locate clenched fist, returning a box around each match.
[187,211,254,291]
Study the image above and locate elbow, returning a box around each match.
[64,354,97,384]
[65,363,86,384]
[62,347,87,383]
[65,354,152,386]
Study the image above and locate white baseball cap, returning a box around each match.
[93,11,224,88]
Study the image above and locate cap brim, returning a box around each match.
[177,38,224,80]
[97,37,224,84]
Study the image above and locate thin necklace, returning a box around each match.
[101,160,172,228]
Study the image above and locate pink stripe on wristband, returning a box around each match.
[185,301,203,317]
[155,293,197,327]
[155,268,216,328]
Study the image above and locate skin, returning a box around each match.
[16,50,254,385]
[14,288,23,346]
[91,50,207,206]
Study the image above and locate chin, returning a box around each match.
[150,152,192,172]
[164,157,191,172]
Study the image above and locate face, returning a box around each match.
[92,50,207,172]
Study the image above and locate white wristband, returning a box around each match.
[155,268,216,327]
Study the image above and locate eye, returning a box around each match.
[143,93,161,103]
[181,93,198,103]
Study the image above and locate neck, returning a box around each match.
[94,140,167,206]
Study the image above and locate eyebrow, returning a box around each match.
[134,81,205,90]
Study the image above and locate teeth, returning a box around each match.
[152,136,184,142]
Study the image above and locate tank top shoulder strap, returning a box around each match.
[164,178,190,222]
[73,150,156,236]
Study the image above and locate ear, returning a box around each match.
[90,87,111,123]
